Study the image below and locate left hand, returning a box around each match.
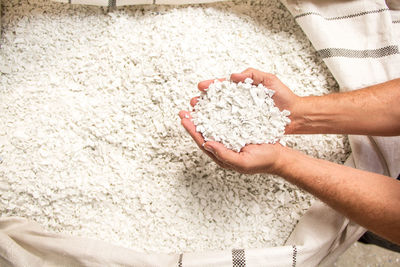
[179,112,284,175]
[179,71,286,175]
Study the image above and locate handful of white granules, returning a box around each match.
[191,78,291,152]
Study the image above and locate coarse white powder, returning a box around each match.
[192,78,291,151]
[0,0,350,254]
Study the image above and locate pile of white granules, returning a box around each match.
[192,78,291,151]
[0,0,350,254]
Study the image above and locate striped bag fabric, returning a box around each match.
[1,0,399,266]
[53,0,228,6]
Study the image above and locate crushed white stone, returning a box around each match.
[0,0,350,254]
[192,78,291,151]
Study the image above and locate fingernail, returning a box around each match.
[204,144,214,154]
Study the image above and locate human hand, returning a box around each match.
[189,68,301,134]
[179,111,285,174]
[179,68,295,174]
[230,68,301,134]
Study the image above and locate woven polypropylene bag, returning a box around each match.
[1,0,399,266]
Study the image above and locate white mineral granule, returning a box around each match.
[192,78,291,152]
[0,0,350,254]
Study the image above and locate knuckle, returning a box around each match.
[263,73,279,87]
[266,73,278,81]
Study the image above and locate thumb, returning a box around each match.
[204,141,241,166]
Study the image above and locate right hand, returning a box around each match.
[193,68,301,134]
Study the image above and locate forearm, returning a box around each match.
[274,147,400,244]
[287,78,400,136]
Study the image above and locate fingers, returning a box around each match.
[230,72,251,83]
[200,69,279,91]
[190,97,199,107]
[179,111,205,149]
[198,80,214,91]
[203,141,244,169]
[241,68,265,85]
[230,68,265,85]
[234,68,279,88]
[198,78,225,92]
[178,111,232,169]
[193,77,226,107]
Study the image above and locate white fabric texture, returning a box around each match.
[53,0,228,6]
[282,1,400,265]
[1,0,399,266]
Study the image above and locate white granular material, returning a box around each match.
[0,0,350,254]
[192,78,291,151]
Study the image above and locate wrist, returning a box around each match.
[285,96,308,134]
[285,95,339,135]
[269,145,295,176]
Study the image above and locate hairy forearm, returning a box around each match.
[287,78,400,136]
[274,147,400,244]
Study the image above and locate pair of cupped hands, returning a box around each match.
[179,68,300,175]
